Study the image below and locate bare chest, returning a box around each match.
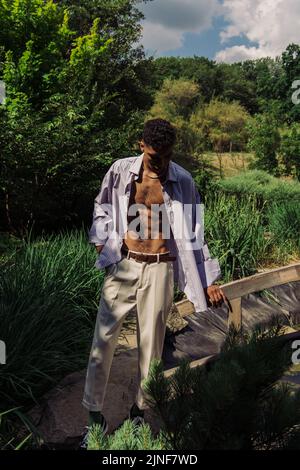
[129,179,165,208]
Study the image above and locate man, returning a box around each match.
[81,118,227,444]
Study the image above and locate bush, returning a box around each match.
[246,114,280,174]
[143,319,300,450]
[87,420,168,450]
[279,123,300,181]
[216,170,300,206]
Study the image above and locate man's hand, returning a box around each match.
[204,284,228,309]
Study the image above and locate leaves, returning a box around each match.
[0,0,153,235]
[143,319,300,450]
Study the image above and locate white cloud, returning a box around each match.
[215,45,267,63]
[216,0,300,63]
[141,22,183,53]
[137,0,221,55]
[137,0,300,62]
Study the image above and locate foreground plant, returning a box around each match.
[86,420,168,451]
[143,319,300,450]
[0,229,102,407]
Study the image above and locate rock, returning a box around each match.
[165,303,188,335]
[27,303,186,448]
[27,342,162,449]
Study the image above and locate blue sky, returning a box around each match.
[136,0,300,63]
[157,16,258,60]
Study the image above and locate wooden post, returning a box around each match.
[227,297,242,330]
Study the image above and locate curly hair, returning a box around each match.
[142,118,176,151]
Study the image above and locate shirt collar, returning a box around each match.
[129,153,178,182]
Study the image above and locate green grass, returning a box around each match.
[0,228,141,448]
[216,170,300,204]
[205,172,300,276]
[204,192,272,282]
[266,201,300,252]
[0,407,39,450]
[0,228,136,410]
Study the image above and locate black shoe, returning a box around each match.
[79,415,108,449]
[128,403,145,427]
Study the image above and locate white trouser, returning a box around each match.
[82,253,174,411]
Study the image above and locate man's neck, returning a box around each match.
[142,156,169,181]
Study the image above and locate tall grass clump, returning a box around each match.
[0,229,103,408]
[204,192,271,282]
[266,202,300,254]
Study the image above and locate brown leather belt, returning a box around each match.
[121,246,176,263]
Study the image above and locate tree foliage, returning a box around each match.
[0,0,153,235]
[280,123,300,180]
[1,3,300,235]
[191,98,250,153]
[247,114,281,174]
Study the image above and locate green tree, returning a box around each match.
[0,0,153,236]
[282,43,300,123]
[216,62,258,114]
[146,78,205,167]
[280,123,300,180]
[244,57,287,121]
[242,45,300,123]
[246,113,281,174]
[191,98,250,156]
[148,77,201,122]
[151,56,220,103]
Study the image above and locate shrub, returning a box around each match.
[246,114,280,174]
[216,170,300,205]
[87,420,168,450]
[280,123,300,181]
[143,319,300,450]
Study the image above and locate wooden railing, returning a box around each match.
[165,262,300,377]
[176,262,300,329]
